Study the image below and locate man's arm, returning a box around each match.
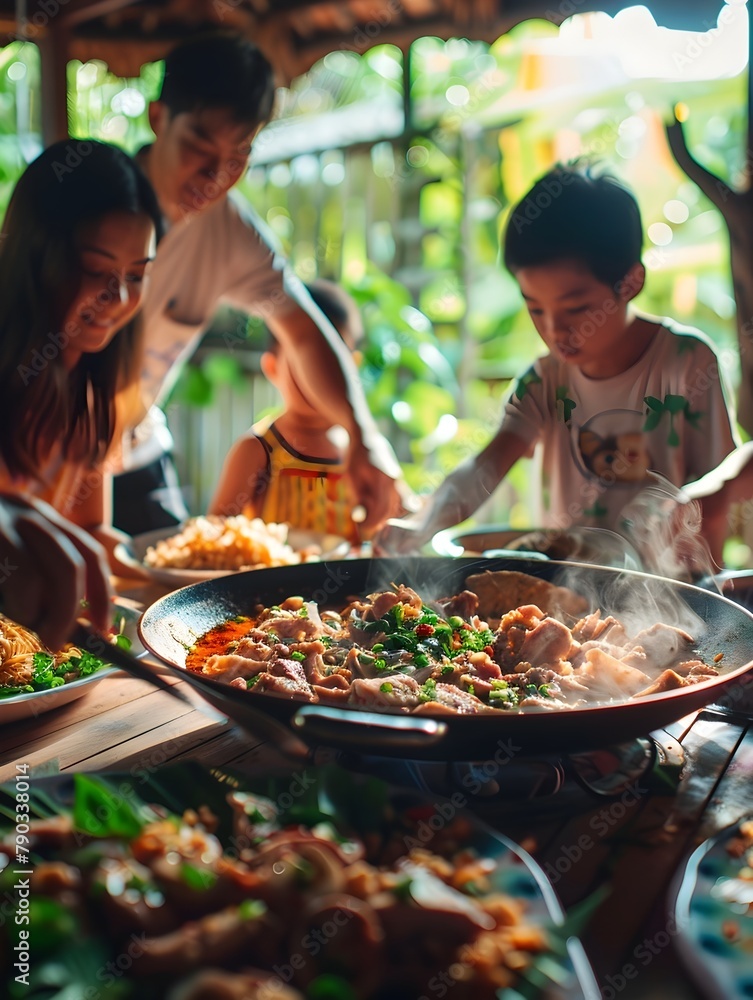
[376,428,531,553]
[267,299,400,532]
[61,467,150,579]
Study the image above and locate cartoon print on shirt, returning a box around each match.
[514,367,542,401]
[574,410,652,486]
[555,385,576,424]
[643,393,702,447]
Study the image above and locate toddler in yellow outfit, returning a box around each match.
[210,280,363,544]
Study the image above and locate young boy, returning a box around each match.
[112,31,399,535]
[208,280,364,544]
[379,164,738,551]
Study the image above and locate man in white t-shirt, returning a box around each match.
[112,31,399,535]
[380,164,738,552]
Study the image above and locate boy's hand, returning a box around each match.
[374,515,433,555]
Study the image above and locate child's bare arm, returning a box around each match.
[376,429,530,553]
[208,435,270,518]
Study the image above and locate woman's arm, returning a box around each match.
[59,466,150,578]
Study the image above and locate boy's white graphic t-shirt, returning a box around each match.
[501,319,738,529]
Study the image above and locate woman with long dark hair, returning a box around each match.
[0,139,161,637]
[0,138,161,524]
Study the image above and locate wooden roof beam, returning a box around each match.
[62,0,142,29]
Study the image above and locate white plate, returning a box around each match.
[432,524,530,556]
[0,602,142,725]
[432,524,643,568]
[672,815,753,1000]
[114,524,351,587]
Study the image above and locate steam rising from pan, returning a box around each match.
[619,473,716,584]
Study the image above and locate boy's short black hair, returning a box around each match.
[503,164,643,290]
[160,31,275,126]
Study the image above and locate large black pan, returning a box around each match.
[139,556,753,760]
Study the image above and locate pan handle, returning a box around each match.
[291,705,448,751]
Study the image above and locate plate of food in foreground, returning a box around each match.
[0,601,143,724]
[0,761,599,1000]
[115,515,351,586]
[672,815,753,1000]
[139,556,753,758]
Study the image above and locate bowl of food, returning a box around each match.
[115,515,351,586]
[432,525,641,568]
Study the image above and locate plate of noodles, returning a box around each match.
[0,601,142,724]
[114,515,351,587]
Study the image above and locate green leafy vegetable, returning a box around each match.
[72,774,152,840]
[181,863,219,891]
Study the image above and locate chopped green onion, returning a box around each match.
[419,678,437,702]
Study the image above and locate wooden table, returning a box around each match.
[2,575,753,1000]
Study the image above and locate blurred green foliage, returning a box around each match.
[0,20,747,529]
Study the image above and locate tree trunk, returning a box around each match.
[667,121,753,435]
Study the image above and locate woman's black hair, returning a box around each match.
[0,138,162,479]
[503,163,643,291]
[159,31,275,127]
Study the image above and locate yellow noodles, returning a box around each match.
[0,613,78,687]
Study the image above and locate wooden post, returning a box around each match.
[38,25,70,144]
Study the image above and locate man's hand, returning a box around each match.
[346,441,401,534]
[88,523,152,581]
[374,514,433,555]
[0,494,112,649]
